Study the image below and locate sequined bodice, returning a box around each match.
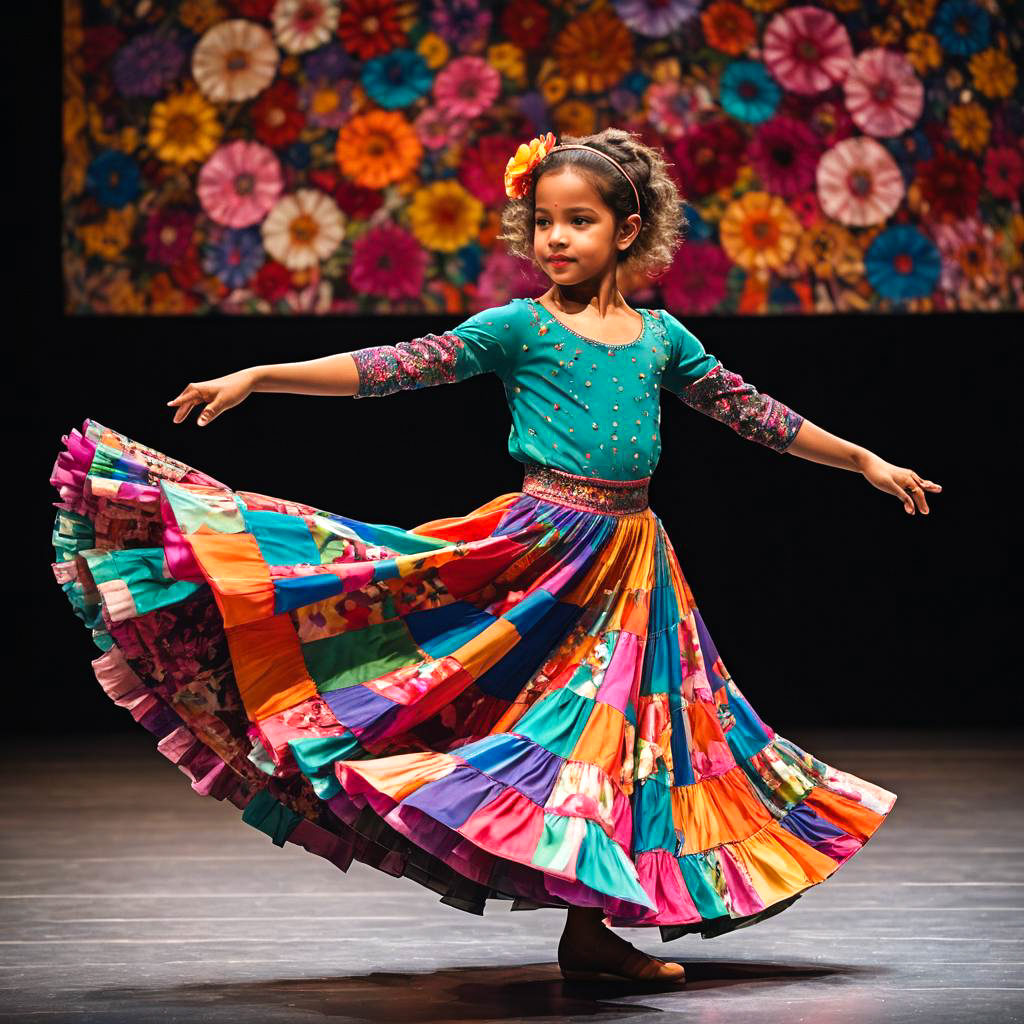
[503,298,678,479]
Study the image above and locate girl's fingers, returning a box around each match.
[895,481,915,514]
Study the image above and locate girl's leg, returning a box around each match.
[557,906,687,983]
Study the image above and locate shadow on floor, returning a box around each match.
[82,959,873,1020]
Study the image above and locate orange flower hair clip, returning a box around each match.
[504,132,556,200]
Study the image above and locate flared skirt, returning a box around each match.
[49,419,897,942]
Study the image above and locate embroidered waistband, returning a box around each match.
[521,461,651,516]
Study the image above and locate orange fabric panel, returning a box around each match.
[803,785,887,843]
[410,495,520,540]
[225,614,318,721]
[340,751,458,802]
[185,531,275,628]
[570,700,626,777]
[452,616,520,680]
[673,764,774,854]
[726,818,839,905]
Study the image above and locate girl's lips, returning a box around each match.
[549,257,574,264]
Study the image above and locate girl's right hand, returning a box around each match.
[166,369,257,426]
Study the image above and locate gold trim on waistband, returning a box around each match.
[520,461,650,515]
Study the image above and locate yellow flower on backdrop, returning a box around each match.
[949,102,991,153]
[148,89,222,166]
[969,48,1017,99]
[407,180,483,253]
[418,32,449,70]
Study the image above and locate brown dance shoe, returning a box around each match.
[557,933,686,984]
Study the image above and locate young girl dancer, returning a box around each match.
[51,128,938,986]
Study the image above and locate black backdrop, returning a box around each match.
[27,309,1018,734]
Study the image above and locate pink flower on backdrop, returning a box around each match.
[475,248,549,306]
[661,242,732,313]
[414,105,470,150]
[143,207,196,265]
[432,56,502,120]
[748,115,823,196]
[646,80,714,141]
[762,6,853,95]
[843,48,924,138]
[197,140,284,228]
[349,222,428,300]
[816,136,904,227]
[459,134,524,205]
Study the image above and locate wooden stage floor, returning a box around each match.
[1,729,1021,1023]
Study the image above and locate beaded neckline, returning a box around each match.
[524,298,646,350]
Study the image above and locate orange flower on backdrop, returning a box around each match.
[504,132,556,199]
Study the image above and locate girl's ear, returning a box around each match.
[618,213,642,249]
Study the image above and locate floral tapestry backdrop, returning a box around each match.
[62,0,1023,315]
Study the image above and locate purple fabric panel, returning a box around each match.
[323,686,397,739]
[461,734,565,805]
[401,763,506,829]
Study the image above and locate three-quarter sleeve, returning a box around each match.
[350,301,518,399]
[659,310,804,454]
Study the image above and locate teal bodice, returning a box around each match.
[350,296,804,482]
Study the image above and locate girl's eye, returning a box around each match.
[535,218,590,226]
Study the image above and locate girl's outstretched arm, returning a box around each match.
[784,419,942,517]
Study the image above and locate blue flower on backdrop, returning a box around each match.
[362,49,434,109]
[720,61,782,124]
[203,227,266,290]
[865,226,941,302]
[932,0,991,57]
[86,150,141,209]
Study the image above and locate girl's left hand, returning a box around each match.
[861,456,942,515]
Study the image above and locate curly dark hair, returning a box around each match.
[497,127,688,281]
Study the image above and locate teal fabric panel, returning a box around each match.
[289,734,367,799]
[512,687,593,759]
[575,819,656,909]
[242,508,320,565]
[241,789,303,847]
[632,776,675,854]
[679,851,730,919]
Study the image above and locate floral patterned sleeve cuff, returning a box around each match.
[350,332,465,399]
[675,362,805,453]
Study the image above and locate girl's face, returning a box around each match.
[533,168,640,285]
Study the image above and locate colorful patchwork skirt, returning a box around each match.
[49,418,897,942]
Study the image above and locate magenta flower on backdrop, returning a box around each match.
[748,116,823,196]
[762,6,853,95]
[430,0,493,52]
[197,140,284,229]
[661,242,732,314]
[433,56,502,120]
[142,207,195,265]
[844,48,924,137]
[475,248,549,307]
[460,134,524,205]
[414,105,470,150]
[612,0,700,37]
[983,145,1024,200]
[816,136,905,227]
[348,222,428,300]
